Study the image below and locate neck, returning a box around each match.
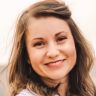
[42,76,69,96]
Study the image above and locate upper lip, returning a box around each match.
[45,59,65,65]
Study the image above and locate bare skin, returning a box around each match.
[26,16,76,96]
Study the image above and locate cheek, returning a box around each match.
[62,40,77,63]
[27,48,45,65]
[68,43,77,65]
[27,49,46,76]
[62,42,77,75]
[68,43,76,57]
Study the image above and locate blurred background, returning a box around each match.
[0,0,96,96]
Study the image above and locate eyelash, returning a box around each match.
[33,36,67,48]
[56,36,67,43]
[33,41,45,48]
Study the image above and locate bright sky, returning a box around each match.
[0,0,96,65]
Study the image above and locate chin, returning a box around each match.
[50,75,67,80]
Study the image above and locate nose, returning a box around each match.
[46,42,59,58]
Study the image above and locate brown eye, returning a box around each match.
[33,41,45,48]
[56,36,67,43]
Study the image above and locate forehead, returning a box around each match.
[27,16,71,36]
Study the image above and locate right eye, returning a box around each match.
[33,41,45,48]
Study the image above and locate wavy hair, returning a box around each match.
[8,1,96,96]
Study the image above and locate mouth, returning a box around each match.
[45,59,65,68]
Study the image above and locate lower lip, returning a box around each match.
[45,60,64,69]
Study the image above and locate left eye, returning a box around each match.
[57,36,67,43]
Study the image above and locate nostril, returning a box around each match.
[46,42,60,58]
[46,50,59,58]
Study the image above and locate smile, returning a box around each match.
[45,59,65,68]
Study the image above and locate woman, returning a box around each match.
[8,0,96,96]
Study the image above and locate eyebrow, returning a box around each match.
[32,37,44,41]
[55,31,66,37]
[32,31,67,41]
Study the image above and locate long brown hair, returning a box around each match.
[8,1,96,96]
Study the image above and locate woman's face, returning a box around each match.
[26,17,76,80]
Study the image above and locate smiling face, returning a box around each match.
[25,16,76,80]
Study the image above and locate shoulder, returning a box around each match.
[16,89,38,96]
